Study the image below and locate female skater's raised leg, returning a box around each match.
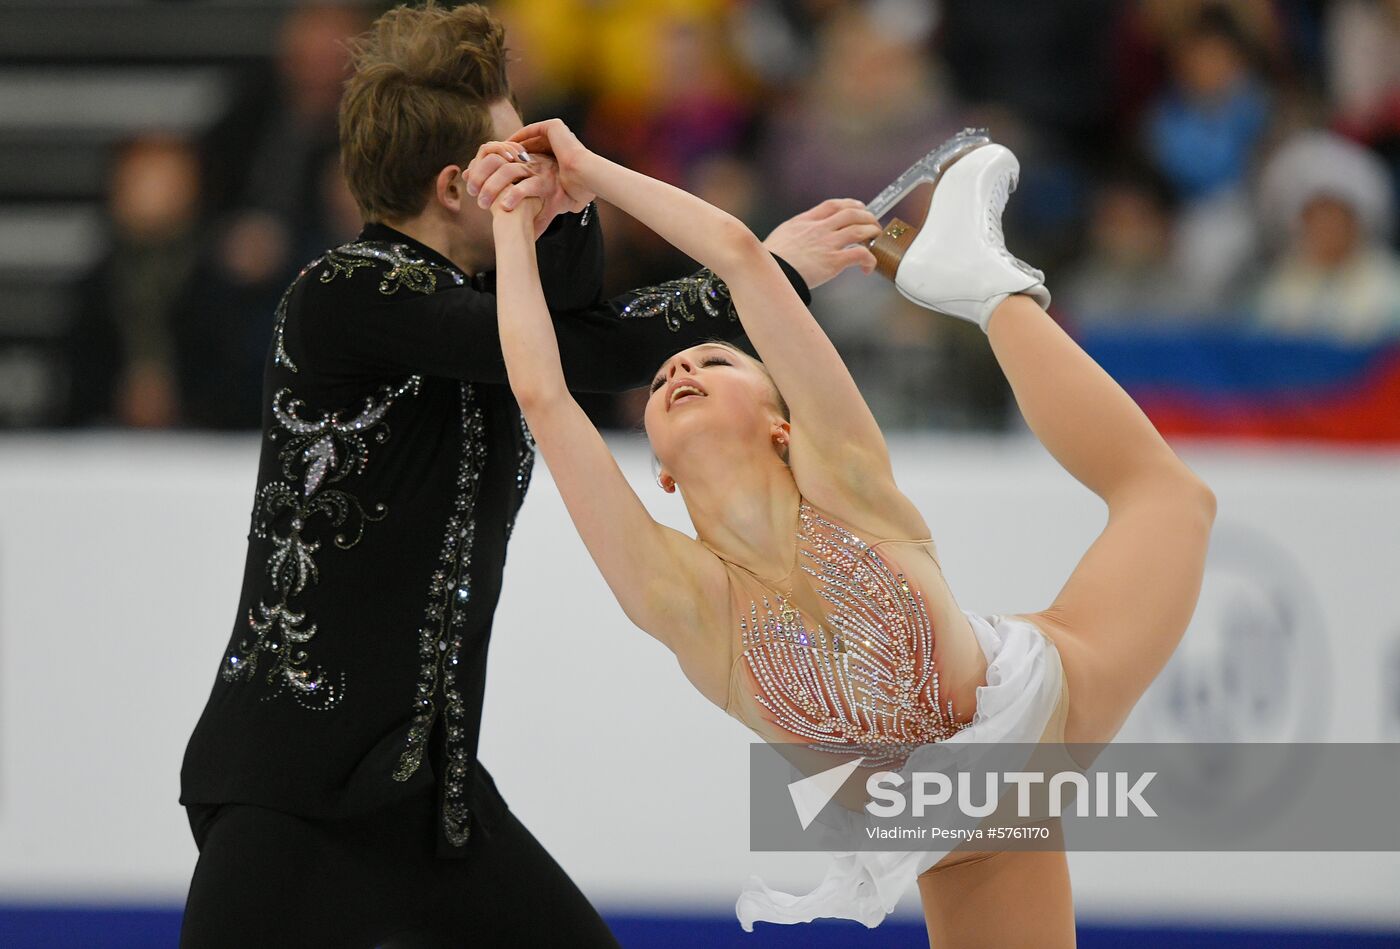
[988,293,1217,746]
[882,137,1216,747]
[934,262,1218,949]
[876,135,1213,949]
[910,298,1205,949]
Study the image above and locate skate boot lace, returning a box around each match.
[986,168,1044,282]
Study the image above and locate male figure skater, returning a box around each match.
[177,4,881,946]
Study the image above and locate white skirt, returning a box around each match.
[735,610,1067,931]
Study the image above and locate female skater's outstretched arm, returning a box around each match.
[505,119,928,540]
[488,186,731,693]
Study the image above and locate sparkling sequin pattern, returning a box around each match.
[504,413,536,541]
[392,383,488,847]
[619,268,736,332]
[273,241,466,372]
[222,377,421,709]
[734,502,970,769]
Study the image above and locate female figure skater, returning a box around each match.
[472,121,1216,946]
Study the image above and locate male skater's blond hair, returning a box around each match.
[339,2,513,222]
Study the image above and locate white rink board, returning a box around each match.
[0,433,1396,927]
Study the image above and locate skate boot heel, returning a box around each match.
[870,218,918,280]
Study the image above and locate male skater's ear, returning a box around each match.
[434,164,469,213]
[761,198,883,291]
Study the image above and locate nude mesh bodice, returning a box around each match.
[713,498,982,769]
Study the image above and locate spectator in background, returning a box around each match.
[221,2,366,292]
[586,12,752,185]
[68,135,206,427]
[1061,164,1196,328]
[754,2,1009,430]
[1254,130,1400,342]
[164,2,367,430]
[491,1,589,125]
[729,0,844,94]
[1327,0,1400,138]
[582,6,758,302]
[1327,0,1400,204]
[1146,4,1272,202]
[500,0,750,184]
[754,0,956,314]
[759,2,954,213]
[1114,0,1284,124]
[498,0,759,331]
[178,154,364,430]
[1144,3,1274,309]
[940,0,1114,267]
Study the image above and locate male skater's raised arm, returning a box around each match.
[265,4,877,391]
[280,137,871,391]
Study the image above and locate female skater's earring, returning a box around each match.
[657,474,676,493]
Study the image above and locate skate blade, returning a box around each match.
[865,127,992,221]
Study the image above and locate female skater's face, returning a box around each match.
[644,343,788,477]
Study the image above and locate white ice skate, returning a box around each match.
[866,129,1051,333]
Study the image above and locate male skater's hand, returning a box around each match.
[466,141,583,239]
[761,198,882,289]
[507,119,594,205]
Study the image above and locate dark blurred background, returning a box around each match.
[2,0,1398,436]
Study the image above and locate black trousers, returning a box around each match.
[179,793,621,949]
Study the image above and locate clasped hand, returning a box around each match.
[465,119,595,234]
[466,116,883,289]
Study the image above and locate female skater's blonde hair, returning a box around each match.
[339,2,513,222]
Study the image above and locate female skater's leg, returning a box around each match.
[917,844,1075,949]
[987,294,1217,745]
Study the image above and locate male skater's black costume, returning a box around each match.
[178,206,809,947]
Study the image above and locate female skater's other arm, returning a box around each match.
[489,184,729,696]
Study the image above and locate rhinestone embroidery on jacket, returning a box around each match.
[273,241,466,372]
[222,376,422,710]
[393,383,488,846]
[620,268,736,332]
[737,502,969,769]
[504,413,536,541]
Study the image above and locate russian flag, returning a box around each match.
[1075,327,1400,443]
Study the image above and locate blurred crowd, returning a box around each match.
[70,0,1400,431]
